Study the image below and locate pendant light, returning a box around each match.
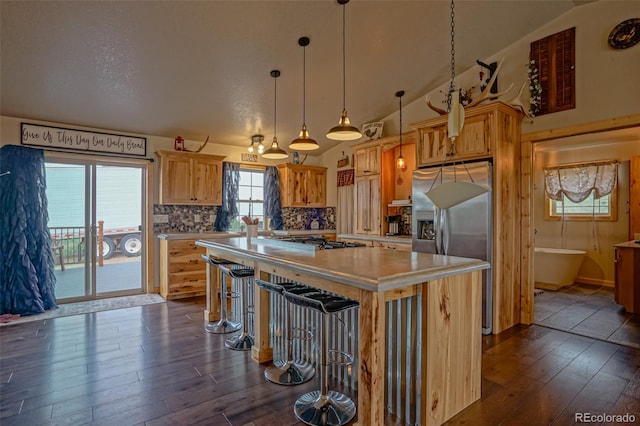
[326,0,362,141]
[289,37,319,151]
[262,70,288,160]
[396,90,406,170]
[248,134,264,154]
[424,0,489,209]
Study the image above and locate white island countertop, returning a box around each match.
[196,236,488,293]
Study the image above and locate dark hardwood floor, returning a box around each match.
[1,296,639,426]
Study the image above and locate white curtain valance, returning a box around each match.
[544,161,618,203]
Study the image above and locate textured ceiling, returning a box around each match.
[1,1,578,155]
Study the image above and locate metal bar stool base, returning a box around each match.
[264,360,315,385]
[294,390,356,426]
[225,332,254,351]
[205,319,241,335]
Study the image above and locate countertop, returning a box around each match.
[337,233,412,245]
[615,240,640,248]
[157,229,335,240]
[196,236,488,293]
[272,229,336,236]
[157,232,240,240]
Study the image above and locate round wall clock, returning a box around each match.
[608,18,640,49]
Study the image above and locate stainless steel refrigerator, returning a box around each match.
[412,160,493,334]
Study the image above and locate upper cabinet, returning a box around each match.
[355,145,381,176]
[413,102,510,167]
[278,163,327,207]
[157,150,225,205]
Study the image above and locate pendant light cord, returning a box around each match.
[342,1,347,110]
[273,74,278,138]
[302,43,307,125]
[398,93,403,155]
[447,0,456,112]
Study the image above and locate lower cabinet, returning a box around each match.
[159,239,206,300]
[614,243,640,313]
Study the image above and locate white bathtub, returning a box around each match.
[534,247,586,290]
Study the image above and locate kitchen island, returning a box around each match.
[196,236,489,426]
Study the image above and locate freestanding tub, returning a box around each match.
[534,247,586,290]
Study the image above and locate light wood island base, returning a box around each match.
[197,237,486,425]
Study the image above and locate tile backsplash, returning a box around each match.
[153,205,218,234]
[282,207,335,230]
[153,205,335,233]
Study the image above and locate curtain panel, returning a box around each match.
[214,162,240,231]
[0,145,57,315]
[264,166,283,230]
[544,161,618,203]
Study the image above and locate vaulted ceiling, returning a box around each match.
[1,1,581,155]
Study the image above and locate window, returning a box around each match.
[545,190,617,221]
[530,27,576,116]
[229,168,265,231]
[543,160,618,221]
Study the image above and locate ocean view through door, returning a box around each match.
[45,158,145,302]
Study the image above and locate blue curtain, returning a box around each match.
[264,166,283,230]
[0,145,57,315]
[214,162,240,231]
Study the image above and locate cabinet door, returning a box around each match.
[192,157,222,205]
[369,176,381,235]
[287,167,309,206]
[417,126,448,167]
[355,176,371,234]
[305,169,327,207]
[355,146,381,176]
[355,175,381,235]
[162,156,193,204]
[451,113,491,161]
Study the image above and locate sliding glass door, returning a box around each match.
[45,156,146,302]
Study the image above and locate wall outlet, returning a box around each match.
[194,214,201,223]
[153,214,169,224]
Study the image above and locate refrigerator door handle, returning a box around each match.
[441,208,450,255]
[434,207,442,254]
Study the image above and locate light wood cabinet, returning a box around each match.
[614,242,640,314]
[415,106,491,167]
[355,146,381,176]
[352,132,416,237]
[159,239,206,300]
[157,150,225,205]
[355,175,381,235]
[278,163,327,207]
[412,101,524,334]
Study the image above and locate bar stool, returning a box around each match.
[256,279,315,385]
[200,255,241,334]
[220,264,255,351]
[283,290,359,426]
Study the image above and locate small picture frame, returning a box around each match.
[241,153,258,162]
[361,122,384,140]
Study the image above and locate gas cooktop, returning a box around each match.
[260,236,366,251]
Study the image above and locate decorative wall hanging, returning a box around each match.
[21,122,146,157]
[608,18,640,49]
[361,122,384,140]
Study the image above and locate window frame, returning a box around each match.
[230,166,266,231]
[544,184,618,222]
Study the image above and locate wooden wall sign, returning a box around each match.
[21,122,147,157]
